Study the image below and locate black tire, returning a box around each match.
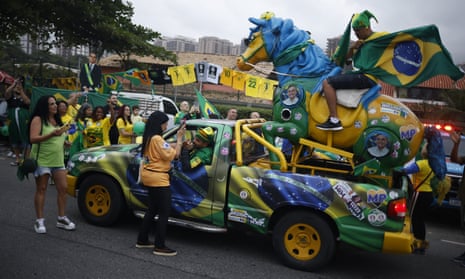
[272,211,336,271]
[77,174,126,226]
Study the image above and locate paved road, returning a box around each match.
[1,143,465,279]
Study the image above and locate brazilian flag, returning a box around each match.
[100,74,122,94]
[195,88,220,118]
[353,25,464,86]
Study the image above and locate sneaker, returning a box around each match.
[153,246,177,256]
[317,118,343,131]
[453,252,465,263]
[136,241,155,249]
[34,219,46,234]
[56,216,76,231]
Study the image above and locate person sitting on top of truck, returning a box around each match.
[180,127,214,171]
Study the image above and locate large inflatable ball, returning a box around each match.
[1,125,8,137]
[133,121,146,136]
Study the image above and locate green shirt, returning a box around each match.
[189,147,212,169]
[30,122,66,168]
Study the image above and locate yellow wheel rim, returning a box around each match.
[283,223,321,261]
[85,185,111,216]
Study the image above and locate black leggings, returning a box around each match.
[327,73,376,89]
[137,186,171,248]
[410,191,434,240]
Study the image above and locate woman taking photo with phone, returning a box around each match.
[136,111,184,256]
[29,95,75,234]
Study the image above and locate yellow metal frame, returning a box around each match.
[235,120,354,174]
[234,120,393,188]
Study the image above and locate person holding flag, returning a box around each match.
[195,88,220,119]
[318,10,464,131]
[317,10,383,131]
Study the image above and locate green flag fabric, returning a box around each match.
[195,88,220,118]
[331,18,352,67]
[100,74,123,94]
[31,87,139,113]
[353,25,464,86]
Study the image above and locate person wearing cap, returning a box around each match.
[317,10,386,131]
[180,126,214,171]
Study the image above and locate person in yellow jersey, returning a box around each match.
[136,111,185,256]
[116,104,134,144]
[83,104,115,148]
[401,143,434,255]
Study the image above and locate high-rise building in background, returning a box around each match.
[154,35,246,55]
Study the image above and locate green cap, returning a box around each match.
[196,127,214,144]
[351,10,378,29]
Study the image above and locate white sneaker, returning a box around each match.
[34,219,47,234]
[56,216,76,231]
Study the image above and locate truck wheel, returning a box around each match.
[77,174,125,226]
[272,211,336,271]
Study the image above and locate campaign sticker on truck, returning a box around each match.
[367,189,387,208]
[367,208,386,227]
[332,182,365,220]
[228,208,265,227]
[220,147,229,156]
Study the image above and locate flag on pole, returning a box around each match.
[100,74,122,94]
[195,88,220,118]
[353,25,464,86]
[113,68,152,87]
[133,70,152,86]
[122,68,142,86]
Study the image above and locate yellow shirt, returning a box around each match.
[141,135,176,187]
[411,159,433,192]
[116,118,133,144]
[83,117,112,148]
[67,104,80,120]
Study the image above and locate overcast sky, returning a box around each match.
[131,0,465,63]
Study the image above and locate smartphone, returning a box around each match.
[61,123,71,131]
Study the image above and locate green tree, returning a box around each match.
[0,0,176,64]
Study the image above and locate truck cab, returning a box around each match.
[115,91,179,128]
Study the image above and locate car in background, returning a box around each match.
[116,91,179,128]
[422,122,465,210]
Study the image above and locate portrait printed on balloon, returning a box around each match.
[281,85,302,107]
[367,132,391,158]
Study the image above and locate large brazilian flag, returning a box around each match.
[353,25,464,86]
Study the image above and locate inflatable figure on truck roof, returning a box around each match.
[237,11,463,178]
